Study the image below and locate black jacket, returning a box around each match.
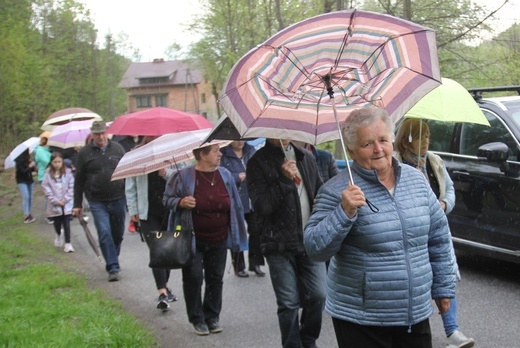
[73,140,125,206]
[15,155,36,184]
[246,141,322,254]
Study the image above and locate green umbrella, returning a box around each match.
[404,78,490,126]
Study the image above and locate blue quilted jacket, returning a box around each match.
[304,158,456,327]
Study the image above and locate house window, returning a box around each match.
[201,93,206,104]
[156,95,167,107]
[136,96,151,108]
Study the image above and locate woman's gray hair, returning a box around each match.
[341,106,394,149]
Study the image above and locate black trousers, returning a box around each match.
[332,317,432,348]
[230,212,264,272]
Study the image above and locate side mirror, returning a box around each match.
[477,142,509,163]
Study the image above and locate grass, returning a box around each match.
[0,171,156,347]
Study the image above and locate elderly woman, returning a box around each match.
[163,143,247,336]
[304,106,456,347]
[395,118,474,348]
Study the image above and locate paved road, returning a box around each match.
[35,212,520,348]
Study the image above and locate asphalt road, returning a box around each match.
[35,212,520,348]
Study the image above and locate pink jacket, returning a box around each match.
[41,168,75,217]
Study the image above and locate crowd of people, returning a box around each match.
[12,108,476,348]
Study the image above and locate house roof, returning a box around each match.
[119,59,203,89]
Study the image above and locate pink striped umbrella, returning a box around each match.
[218,9,441,158]
[111,129,231,181]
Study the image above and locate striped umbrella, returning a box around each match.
[218,9,441,177]
[111,129,231,181]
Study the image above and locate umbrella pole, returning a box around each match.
[417,120,423,170]
[324,74,355,185]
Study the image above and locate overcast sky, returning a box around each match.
[79,0,519,62]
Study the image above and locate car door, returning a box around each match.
[432,110,520,257]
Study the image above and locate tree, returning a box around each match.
[0,0,129,153]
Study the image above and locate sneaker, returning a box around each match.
[46,218,54,225]
[193,322,210,336]
[156,294,170,311]
[166,288,177,302]
[108,271,120,282]
[63,243,75,253]
[447,330,475,348]
[24,215,36,224]
[207,320,223,334]
[54,233,63,247]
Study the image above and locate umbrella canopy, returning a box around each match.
[203,115,262,142]
[111,129,231,181]
[218,9,441,146]
[404,78,490,126]
[47,120,96,148]
[78,213,102,261]
[41,107,102,131]
[106,107,213,136]
[4,137,40,169]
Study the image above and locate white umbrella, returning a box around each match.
[111,129,231,181]
[4,137,40,169]
[41,107,102,131]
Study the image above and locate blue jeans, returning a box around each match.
[182,239,227,325]
[17,183,33,216]
[266,252,327,348]
[442,295,459,336]
[89,197,126,273]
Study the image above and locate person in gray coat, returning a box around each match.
[304,106,456,348]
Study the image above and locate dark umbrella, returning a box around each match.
[78,213,102,261]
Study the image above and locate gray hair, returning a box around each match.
[341,106,394,150]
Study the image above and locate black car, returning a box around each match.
[427,86,520,264]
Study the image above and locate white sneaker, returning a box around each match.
[64,243,75,253]
[54,233,63,247]
[447,330,475,348]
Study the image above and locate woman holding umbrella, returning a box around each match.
[304,106,456,347]
[163,143,247,336]
[125,136,178,312]
[394,118,475,348]
[15,149,37,223]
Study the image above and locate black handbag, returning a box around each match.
[144,212,194,269]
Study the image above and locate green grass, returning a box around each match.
[0,172,156,347]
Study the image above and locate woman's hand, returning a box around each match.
[435,298,451,315]
[341,184,367,218]
[281,159,298,180]
[180,196,196,209]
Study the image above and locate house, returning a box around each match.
[118,59,218,123]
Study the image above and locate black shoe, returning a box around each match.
[207,320,223,334]
[236,270,249,278]
[108,271,120,282]
[156,294,170,311]
[193,322,210,336]
[251,265,266,277]
[166,288,177,302]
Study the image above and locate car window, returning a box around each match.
[460,110,520,161]
[427,120,456,152]
[502,100,520,128]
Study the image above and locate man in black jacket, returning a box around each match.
[247,138,326,348]
[73,120,126,282]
